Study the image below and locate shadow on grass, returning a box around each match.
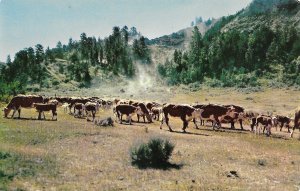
[8,117,57,121]
[132,161,183,170]
[194,126,248,135]
[168,129,211,137]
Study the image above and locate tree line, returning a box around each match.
[0,26,150,99]
[158,13,300,87]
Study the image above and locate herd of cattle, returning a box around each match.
[2,94,300,138]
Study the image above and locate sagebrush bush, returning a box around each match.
[131,138,174,168]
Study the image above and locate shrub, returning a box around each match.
[130,138,175,168]
[52,80,60,86]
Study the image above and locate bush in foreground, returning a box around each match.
[130,138,175,169]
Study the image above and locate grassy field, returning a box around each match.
[1,88,300,190]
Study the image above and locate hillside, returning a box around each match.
[157,0,300,87]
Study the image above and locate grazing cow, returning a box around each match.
[274,115,292,132]
[74,103,86,118]
[85,102,100,122]
[151,107,162,121]
[198,104,236,130]
[4,95,44,118]
[223,105,245,129]
[192,104,206,126]
[68,97,90,114]
[255,115,273,136]
[290,108,300,138]
[34,103,57,120]
[160,104,202,132]
[146,102,160,111]
[115,104,141,124]
[131,102,152,123]
[244,110,260,131]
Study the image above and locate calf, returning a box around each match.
[131,102,152,123]
[160,104,202,132]
[151,107,162,121]
[223,104,245,129]
[74,103,86,118]
[255,115,273,136]
[34,103,57,120]
[115,104,141,125]
[274,115,292,132]
[85,102,100,122]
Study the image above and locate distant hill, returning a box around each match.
[146,19,218,49]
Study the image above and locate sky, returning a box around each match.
[0,0,252,62]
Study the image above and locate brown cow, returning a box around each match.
[34,103,57,120]
[74,103,85,118]
[85,102,100,122]
[115,104,141,125]
[290,108,300,138]
[131,102,152,123]
[160,104,202,132]
[223,104,245,129]
[198,104,236,130]
[274,115,292,132]
[151,107,162,121]
[255,115,273,136]
[4,95,44,118]
[69,97,90,114]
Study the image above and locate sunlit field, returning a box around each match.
[1,88,300,190]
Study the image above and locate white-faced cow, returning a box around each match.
[131,102,152,123]
[115,104,141,125]
[160,104,202,132]
[151,107,162,121]
[273,115,292,132]
[85,102,100,122]
[255,115,273,136]
[74,103,86,118]
[4,95,44,118]
[198,104,236,130]
[223,104,245,129]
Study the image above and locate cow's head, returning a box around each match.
[3,107,11,118]
[193,108,203,119]
[226,107,236,118]
[136,106,143,115]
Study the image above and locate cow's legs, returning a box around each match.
[230,121,235,129]
[239,119,243,130]
[137,114,140,122]
[193,119,199,129]
[18,109,21,119]
[181,115,188,133]
[251,118,256,132]
[11,108,17,118]
[92,111,95,122]
[43,112,46,120]
[162,113,173,132]
[129,114,132,125]
[143,115,145,123]
[280,122,284,131]
[38,111,42,120]
[160,115,165,129]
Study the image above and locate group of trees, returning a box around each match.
[0,26,150,98]
[159,13,300,87]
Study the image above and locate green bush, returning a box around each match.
[52,80,60,86]
[130,138,174,168]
